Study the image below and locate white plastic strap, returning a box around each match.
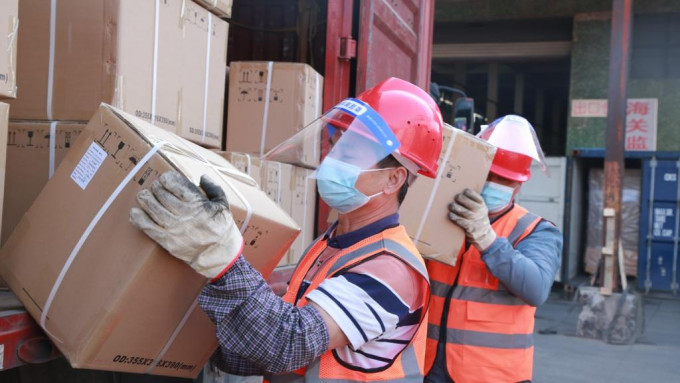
[49,122,57,178]
[40,141,168,341]
[201,13,212,142]
[46,0,57,120]
[259,61,274,157]
[245,153,252,176]
[276,162,282,203]
[314,75,321,162]
[414,133,456,243]
[146,298,199,374]
[151,0,160,125]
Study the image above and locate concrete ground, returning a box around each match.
[533,290,680,382]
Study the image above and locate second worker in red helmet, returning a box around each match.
[424,115,563,383]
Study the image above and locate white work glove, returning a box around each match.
[448,188,497,251]
[130,170,244,281]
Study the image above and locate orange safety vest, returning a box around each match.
[424,205,542,383]
[266,225,430,383]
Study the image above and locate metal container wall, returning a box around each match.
[638,157,680,293]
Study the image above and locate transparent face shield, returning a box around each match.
[265,98,401,172]
[478,115,549,175]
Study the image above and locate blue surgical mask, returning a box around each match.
[315,157,387,214]
[481,181,515,213]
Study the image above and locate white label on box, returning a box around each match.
[71,142,108,190]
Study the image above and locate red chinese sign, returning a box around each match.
[571,98,658,151]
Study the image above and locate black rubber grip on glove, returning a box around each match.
[200,175,230,210]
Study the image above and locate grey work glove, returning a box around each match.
[130,170,244,281]
[448,188,497,251]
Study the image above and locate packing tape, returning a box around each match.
[46,0,57,119]
[276,162,282,203]
[7,14,18,97]
[201,13,212,142]
[151,0,160,125]
[49,122,57,179]
[414,131,456,243]
[40,141,169,342]
[259,61,274,157]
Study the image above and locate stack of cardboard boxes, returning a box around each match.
[224,61,324,268]
[1,0,231,244]
[0,0,18,244]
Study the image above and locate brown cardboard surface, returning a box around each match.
[0,0,18,98]
[226,62,323,165]
[194,0,233,18]
[261,160,295,267]
[1,121,85,245]
[0,104,298,377]
[289,167,316,265]
[6,0,227,148]
[400,125,496,266]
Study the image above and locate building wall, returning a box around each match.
[566,11,680,153]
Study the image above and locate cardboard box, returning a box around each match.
[289,167,316,265]
[0,104,299,378]
[226,62,323,166]
[260,160,295,267]
[194,0,233,18]
[400,125,496,266]
[6,0,227,148]
[219,151,263,186]
[1,121,86,245]
[0,0,18,98]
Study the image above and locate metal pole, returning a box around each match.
[601,0,633,294]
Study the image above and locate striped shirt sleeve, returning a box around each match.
[305,253,427,370]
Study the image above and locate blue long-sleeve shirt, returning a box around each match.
[480,219,562,307]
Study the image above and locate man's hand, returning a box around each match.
[130,170,244,281]
[448,188,497,251]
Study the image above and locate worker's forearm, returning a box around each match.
[480,222,562,306]
[198,255,330,374]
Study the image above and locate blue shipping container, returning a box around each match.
[638,157,680,293]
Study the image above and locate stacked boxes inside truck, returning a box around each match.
[0,105,299,378]
[224,61,324,268]
[7,0,228,147]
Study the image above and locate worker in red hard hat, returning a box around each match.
[130,77,444,382]
[424,115,563,383]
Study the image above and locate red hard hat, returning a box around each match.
[354,78,444,178]
[477,115,546,183]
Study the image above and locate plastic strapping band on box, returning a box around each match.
[146,298,199,374]
[414,131,457,243]
[314,74,321,163]
[46,0,57,120]
[49,122,57,179]
[246,153,252,176]
[259,61,274,157]
[201,13,212,142]
[7,14,18,97]
[151,0,160,125]
[40,141,169,342]
[276,162,282,203]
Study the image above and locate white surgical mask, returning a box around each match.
[481,181,515,213]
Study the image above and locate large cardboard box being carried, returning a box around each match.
[0,0,18,99]
[400,125,496,266]
[7,0,227,148]
[2,121,85,245]
[0,104,299,378]
[226,62,323,166]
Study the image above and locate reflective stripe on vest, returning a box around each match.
[425,205,542,383]
[269,225,429,383]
